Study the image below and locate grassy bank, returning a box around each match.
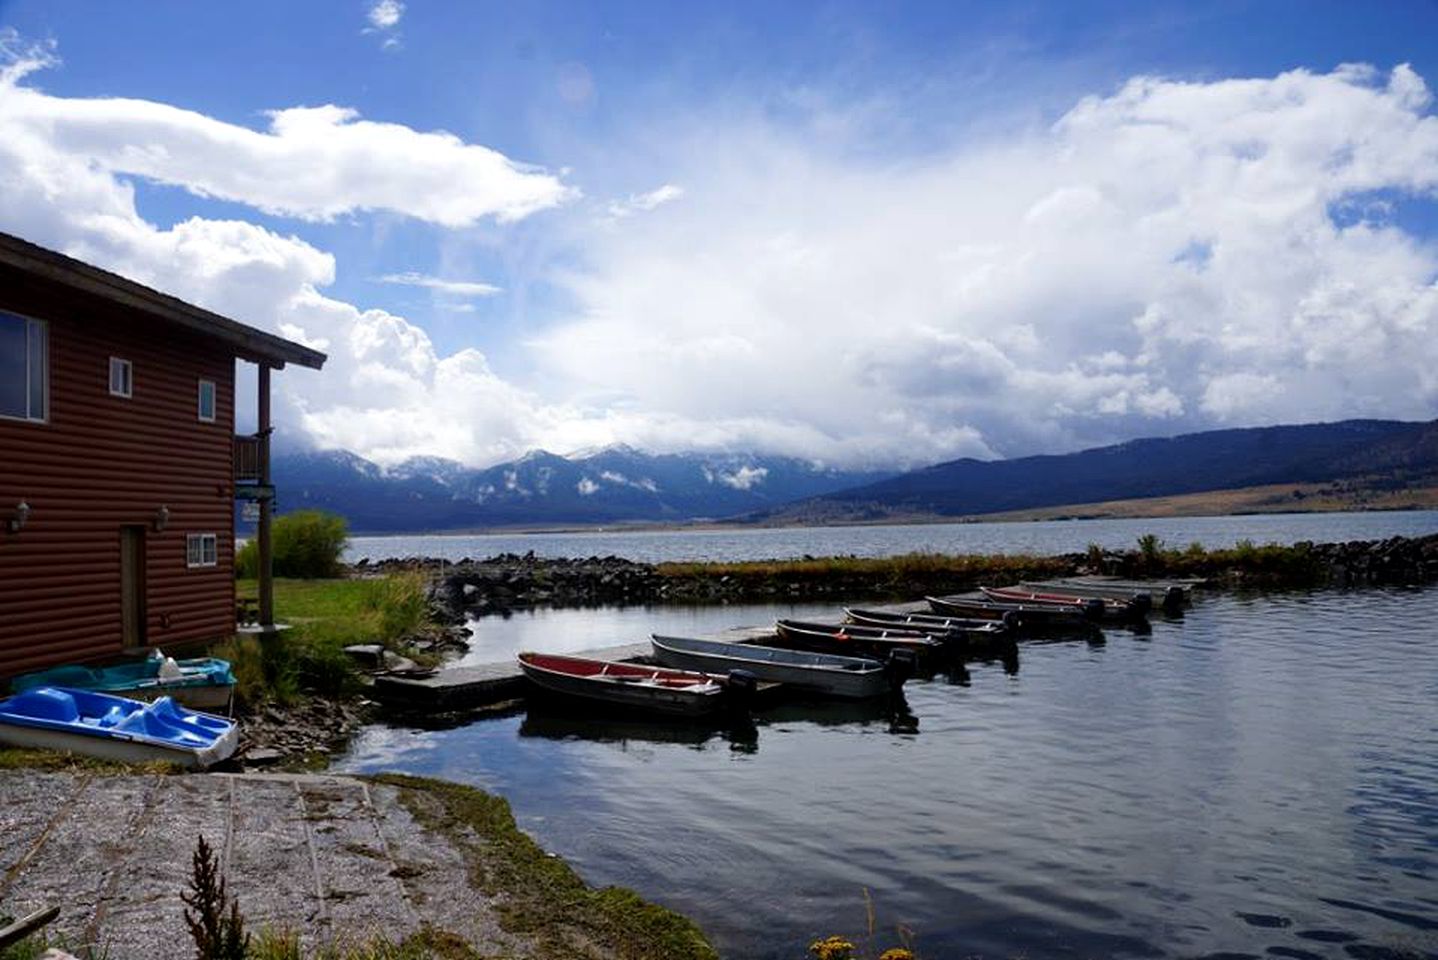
[1117,535,1328,584]
[968,479,1438,522]
[216,574,430,708]
[650,534,1413,599]
[656,550,1077,602]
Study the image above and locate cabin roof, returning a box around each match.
[0,231,327,370]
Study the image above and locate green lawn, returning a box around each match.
[232,577,408,623]
[221,574,430,706]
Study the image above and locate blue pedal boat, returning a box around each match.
[11,655,236,712]
[0,686,239,769]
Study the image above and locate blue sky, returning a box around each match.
[0,1,1436,466]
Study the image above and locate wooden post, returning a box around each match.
[0,906,60,949]
[257,363,274,628]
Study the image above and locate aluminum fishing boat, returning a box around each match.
[924,595,1095,629]
[651,634,899,699]
[1020,578,1190,612]
[773,619,943,660]
[0,686,239,769]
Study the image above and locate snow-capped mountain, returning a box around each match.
[262,446,898,532]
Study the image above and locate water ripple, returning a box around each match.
[338,584,1438,959]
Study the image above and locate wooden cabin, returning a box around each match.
[0,232,326,679]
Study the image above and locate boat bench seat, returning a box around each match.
[97,706,130,728]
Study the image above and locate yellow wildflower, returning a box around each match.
[808,935,856,960]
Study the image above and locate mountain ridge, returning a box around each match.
[258,418,1438,533]
[261,446,898,532]
[747,418,1438,524]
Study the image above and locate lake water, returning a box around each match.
[443,601,855,667]
[337,585,1438,959]
[346,510,1438,565]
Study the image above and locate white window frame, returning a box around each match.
[109,357,133,398]
[186,533,218,569]
[0,311,48,424]
[197,379,217,423]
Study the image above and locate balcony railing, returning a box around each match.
[234,434,264,483]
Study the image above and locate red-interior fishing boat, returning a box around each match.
[517,652,736,717]
[981,586,1148,621]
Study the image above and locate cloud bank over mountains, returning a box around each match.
[547,63,1438,460]
[1,31,1435,467]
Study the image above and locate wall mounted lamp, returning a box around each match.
[153,504,170,533]
[7,501,29,534]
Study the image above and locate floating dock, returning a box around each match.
[373,625,777,710]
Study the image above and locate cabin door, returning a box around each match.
[120,525,147,649]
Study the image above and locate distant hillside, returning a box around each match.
[259,446,896,533]
[966,478,1438,523]
[749,418,1438,524]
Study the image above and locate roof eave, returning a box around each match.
[0,232,328,370]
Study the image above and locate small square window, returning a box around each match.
[198,380,216,422]
[186,533,218,568]
[109,357,132,398]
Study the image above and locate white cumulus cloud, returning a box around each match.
[0,45,571,228]
[538,63,1438,460]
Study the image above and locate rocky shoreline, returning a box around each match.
[234,694,375,767]
[359,534,1438,621]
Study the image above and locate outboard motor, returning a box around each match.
[1082,598,1106,623]
[1128,592,1153,617]
[1001,609,1023,633]
[1162,586,1186,614]
[724,669,759,715]
[886,647,918,691]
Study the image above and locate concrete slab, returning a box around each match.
[0,772,549,958]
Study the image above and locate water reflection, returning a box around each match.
[520,702,733,749]
[453,599,859,665]
[517,688,926,752]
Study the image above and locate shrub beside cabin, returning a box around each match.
[0,233,326,679]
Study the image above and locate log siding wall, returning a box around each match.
[0,269,237,678]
